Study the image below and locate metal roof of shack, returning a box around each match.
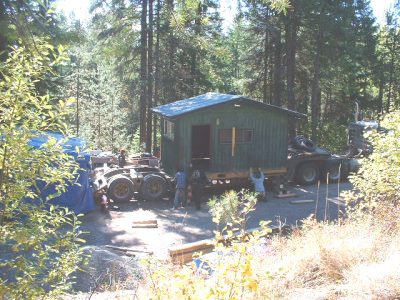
[152,92,305,119]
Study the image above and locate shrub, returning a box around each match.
[347,110,400,222]
[0,40,85,299]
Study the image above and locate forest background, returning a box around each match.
[1,0,399,153]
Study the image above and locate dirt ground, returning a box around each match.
[80,182,351,260]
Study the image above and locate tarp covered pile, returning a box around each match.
[29,132,95,214]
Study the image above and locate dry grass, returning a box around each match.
[261,216,400,299]
[70,216,400,299]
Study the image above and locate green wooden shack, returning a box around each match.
[152,92,303,181]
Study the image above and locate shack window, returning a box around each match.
[163,119,174,140]
[219,129,253,144]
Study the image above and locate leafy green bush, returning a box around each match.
[208,190,258,239]
[143,190,271,300]
[0,40,85,299]
[347,110,400,221]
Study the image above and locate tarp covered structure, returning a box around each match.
[29,132,95,214]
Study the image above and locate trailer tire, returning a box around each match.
[296,162,320,185]
[323,163,348,183]
[292,136,316,152]
[107,175,135,202]
[141,174,167,201]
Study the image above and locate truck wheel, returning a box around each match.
[323,163,348,183]
[296,162,320,185]
[107,175,135,202]
[141,174,167,201]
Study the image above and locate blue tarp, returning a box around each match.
[29,132,95,214]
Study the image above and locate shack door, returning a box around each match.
[191,125,211,169]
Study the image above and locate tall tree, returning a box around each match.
[140,0,148,147]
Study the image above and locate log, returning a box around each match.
[170,252,195,265]
[290,200,314,204]
[169,239,214,256]
[132,223,158,228]
[105,245,153,254]
[132,219,158,225]
[168,225,292,264]
[275,192,297,198]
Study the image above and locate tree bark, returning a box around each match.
[285,0,297,137]
[166,0,175,102]
[263,9,270,103]
[311,29,322,143]
[273,27,282,106]
[153,0,161,149]
[139,0,148,146]
[146,0,153,153]
[0,0,8,62]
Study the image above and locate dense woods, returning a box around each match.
[0,0,399,151]
[1,1,400,298]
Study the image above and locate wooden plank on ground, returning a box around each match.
[290,199,314,204]
[132,223,158,228]
[168,225,292,264]
[169,239,214,256]
[105,245,153,254]
[132,219,158,225]
[275,192,297,198]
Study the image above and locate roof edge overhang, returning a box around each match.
[151,94,306,119]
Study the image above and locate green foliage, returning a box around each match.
[301,121,348,153]
[143,189,271,300]
[0,40,85,299]
[347,110,400,219]
[208,190,258,239]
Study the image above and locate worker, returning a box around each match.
[190,167,208,210]
[173,167,187,209]
[118,149,126,168]
[250,168,267,202]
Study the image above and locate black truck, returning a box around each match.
[287,118,379,185]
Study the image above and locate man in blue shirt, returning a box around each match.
[173,168,187,209]
[250,168,267,202]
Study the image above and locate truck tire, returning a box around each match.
[107,175,135,202]
[292,136,316,152]
[323,163,348,183]
[141,174,167,201]
[296,162,320,185]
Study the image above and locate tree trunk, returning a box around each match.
[378,73,384,114]
[273,27,282,106]
[286,0,297,137]
[311,30,322,143]
[166,0,175,102]
[153,0,161,149]
[263,10,270,103]
[146,0,153,153]
[139,0,148,147]
[0,0,8,62]
[76,58,80,136]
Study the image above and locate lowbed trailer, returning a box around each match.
[91,155,172,202]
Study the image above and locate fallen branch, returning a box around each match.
[105,245,154,255]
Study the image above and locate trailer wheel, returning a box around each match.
[323,163,348,183]
[296,162,320,185]
[107,175,135,202]
[141,174,167,201]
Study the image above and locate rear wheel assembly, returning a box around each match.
[107,175,135,202]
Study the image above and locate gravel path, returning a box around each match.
[80,182,351,260]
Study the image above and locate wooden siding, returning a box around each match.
[174,102,288,174]
[160,120,179,175]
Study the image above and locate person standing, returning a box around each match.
[118,149,126,168]
[173,168,187,209]
[250,168,267,202]
[190,168,208,210]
